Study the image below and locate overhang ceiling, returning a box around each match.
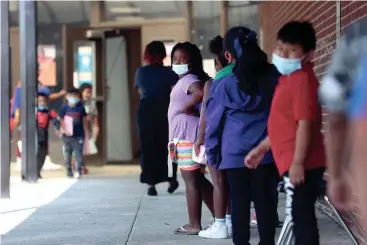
[8,1,258,26]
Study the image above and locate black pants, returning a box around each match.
[227,164,279,245]
[284,167,325,245]
[37,141,48,176]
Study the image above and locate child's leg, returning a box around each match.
[81,155,89,174]
[285,167,325,245]
[37,141,48,177]
[226,167,252,245]
[252,164,278,245]
[71,137,84,174]
[62,137,73,176]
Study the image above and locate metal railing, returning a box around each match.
[276,195,359,245]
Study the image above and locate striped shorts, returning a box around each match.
[175,141,205,171]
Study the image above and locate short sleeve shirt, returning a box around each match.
[59,102,87,138]
[167,74,201,143]
[134,65,178,100]
[268,65,326,176]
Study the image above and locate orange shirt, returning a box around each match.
[268,64,326,176]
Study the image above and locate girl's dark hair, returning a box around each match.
[79,83,92,93]
[144,41,166,66]
[209,35,228,67]
[224,26,277,110]
[170,42,211,83]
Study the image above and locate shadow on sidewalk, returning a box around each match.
[1,176,354,245]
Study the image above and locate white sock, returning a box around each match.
[215,218,226,225]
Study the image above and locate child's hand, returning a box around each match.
[328,174,352,211]
[182,106,199,117]
[64,132,72,137]
[55,130,62,137]
[93,126,100,141]
[60,89,67,96]
[289,161,305,186]
[245,146,265,169]
[193,139,204,156]
[61,128,72,137]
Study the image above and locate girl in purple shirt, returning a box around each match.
[169,42,214,235]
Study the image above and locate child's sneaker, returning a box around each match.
[226,222,232,237]
[16,157,22,172]
[81,166,89,174]
[250,212,257,226]
[74,172,81,179]
[225,215,232,237]
[198,222,228,239]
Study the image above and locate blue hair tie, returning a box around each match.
[248,31,257,39]
[244,31,257,44]
[234,37,243,58]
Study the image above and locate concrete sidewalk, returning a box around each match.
[1,175,353,245]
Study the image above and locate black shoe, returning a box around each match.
[147,187,158,196]
[67,169,73,178]
[167,180,179,194]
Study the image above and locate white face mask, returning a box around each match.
[172,64,189,75]
[272,53,302,75]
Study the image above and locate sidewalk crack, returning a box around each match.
[124,188,145,245]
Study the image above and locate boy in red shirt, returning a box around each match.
[245,21,326,245]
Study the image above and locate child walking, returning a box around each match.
[59,87,88,179]
[36,91,60,178]
[245,21,326,245]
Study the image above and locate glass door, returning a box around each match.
[62,25,104,165]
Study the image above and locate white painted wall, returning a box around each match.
[105,36,133,162]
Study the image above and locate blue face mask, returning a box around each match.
[38,105,47,111]
[272,53,302,75]
[67,97,79,105]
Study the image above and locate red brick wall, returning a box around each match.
[259,1,367,243]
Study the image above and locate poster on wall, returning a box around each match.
[77,46,93,88]
[38,45,56,87]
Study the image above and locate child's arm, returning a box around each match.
[290,75,317,185]
[58,105,67,135]
[81,107,89,138]
[182,81,204,115]
[49,110,61,135]
[293,121,312,165]
[13,108,20,128]
[194,79,213,153]
[245,136,271,169]
[205,89,226,167]
[49,90,66,101]
[92,105,100,140]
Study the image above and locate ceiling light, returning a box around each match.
[115,16,145,22]
[109,7,141,14]
[9,1,18,12]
